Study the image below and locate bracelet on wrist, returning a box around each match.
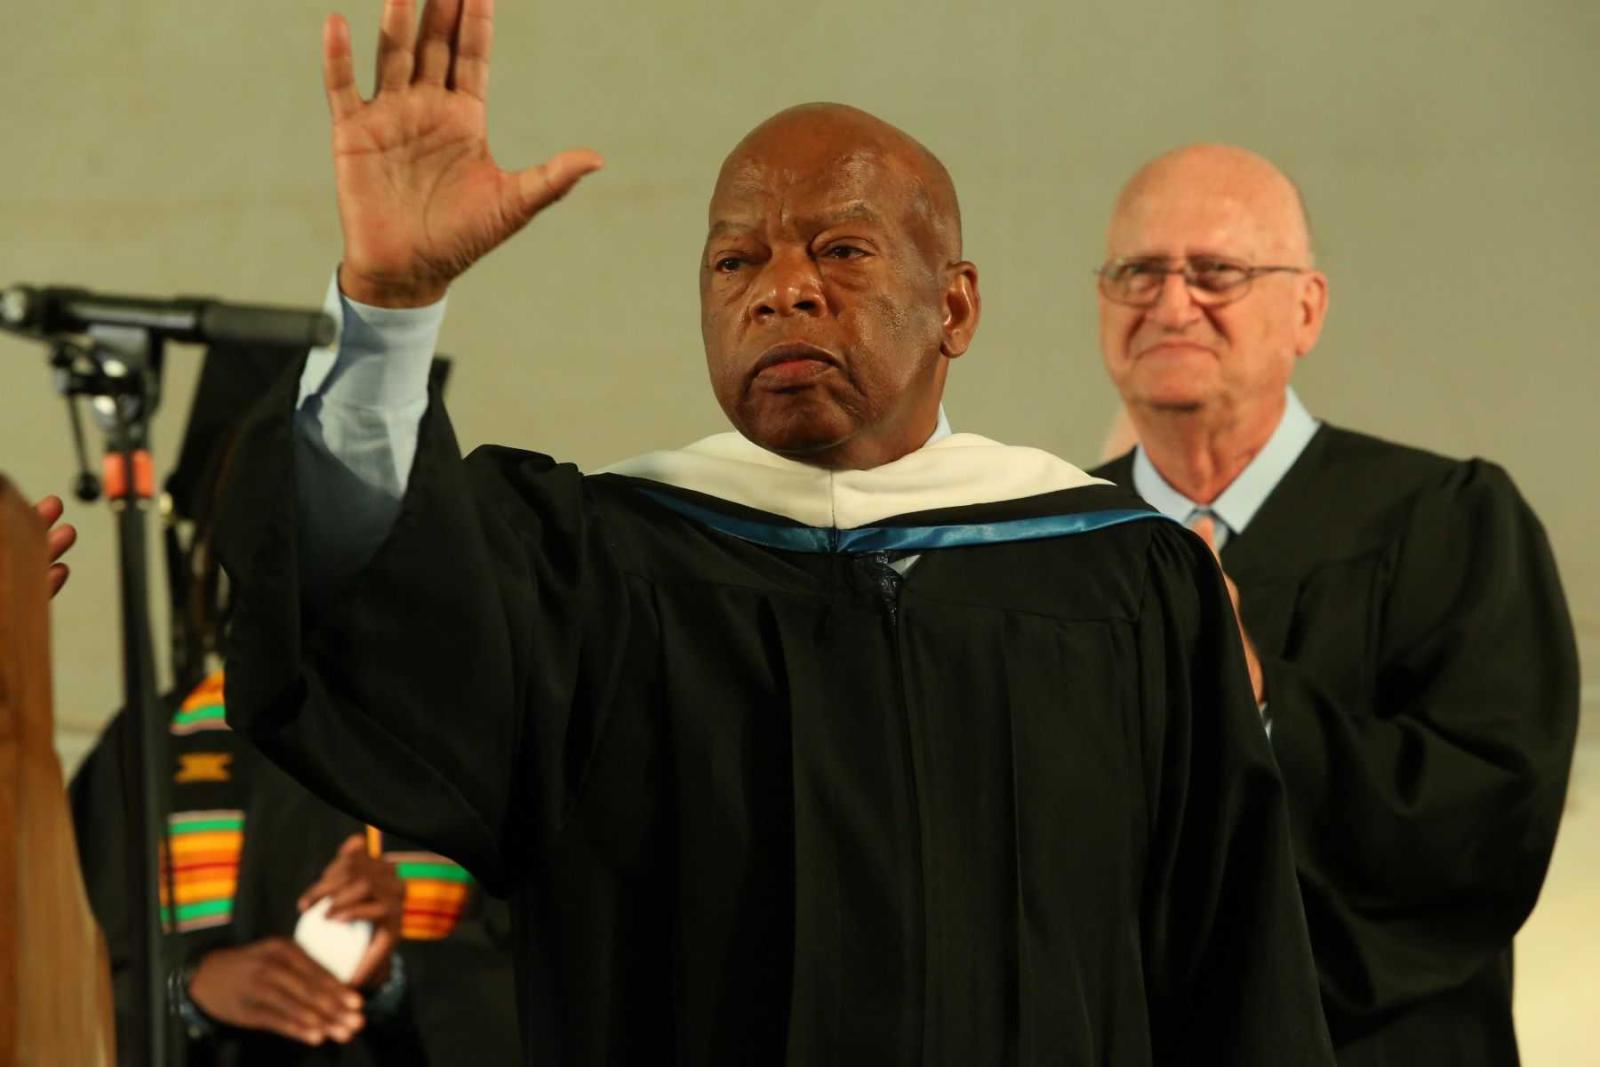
[168,959,217,1041]
[364,950,408,1018]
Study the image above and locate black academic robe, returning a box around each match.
[69,684,521,1067]
[1094,425,1579,1067]
[215,373,1336,1066]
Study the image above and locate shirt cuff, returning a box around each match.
[297,268,446,410]
[364,950,409,1019]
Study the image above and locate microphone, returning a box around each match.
[0,285,338,349]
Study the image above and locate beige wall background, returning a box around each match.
[1,0,1594,1057]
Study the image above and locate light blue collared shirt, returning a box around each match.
[1131,389,1320,550]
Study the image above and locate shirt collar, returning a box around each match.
[1131,388,1319,535]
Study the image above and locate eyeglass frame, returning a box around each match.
[1095,255,1310,308]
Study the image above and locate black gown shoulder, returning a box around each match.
[1098,422,1579,1066]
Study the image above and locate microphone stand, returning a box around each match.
[4,288,331,1067]
[46,325,176,1067]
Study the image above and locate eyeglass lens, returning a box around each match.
[1103,259,1251,305]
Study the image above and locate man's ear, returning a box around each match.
[940,262,981,358]
[1294,270,1329,357]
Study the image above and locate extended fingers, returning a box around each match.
[450,0,494,98]
[237,993,328,1046]
[229,942,362,1044]
[298,866,343,911]
[46,520,77,562]
[33,495,64,526]
[246,977,338,1044]
[324,860,402,922]
[375,0,419,92]
[513,149,605,220]
[299,836,368,910]
[331,864,404,924]
[322,874,381,918]
[328,899,393,925]
[250,978,361,1045]
[44,515,75,598]
[264,943,365,1031]
[323,14,363,120]
[412,0,462,86]
[34,497,75,598]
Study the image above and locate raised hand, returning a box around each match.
[323,0,603,307]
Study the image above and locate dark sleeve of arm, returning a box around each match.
[1265,461,1580,1021]
[216,366,636,893]
[1137,526,1335,1066]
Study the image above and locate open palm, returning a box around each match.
[324,0,602,307]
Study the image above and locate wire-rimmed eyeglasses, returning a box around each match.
[1096,256,1308,308]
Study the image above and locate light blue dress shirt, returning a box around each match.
[1130,389,1320,548]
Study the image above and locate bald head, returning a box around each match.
[713,103,963,263]
[1096,143,1331,450]
[1110,143,1313,265]
[698,103,981,471]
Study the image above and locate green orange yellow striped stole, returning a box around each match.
[161,672,245,932]
[161,809,245,932]
[167,669,477,941]
[381,849,476,941]
[171,671,229,735]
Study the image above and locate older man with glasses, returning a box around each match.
[1089,143,1579,1067]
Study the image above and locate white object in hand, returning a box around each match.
[293,896,372,983]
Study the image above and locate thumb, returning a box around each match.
[513,148,604,220]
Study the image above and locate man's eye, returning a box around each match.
[822,245,865,261]
[714,256,745,272]
[1191,261,1247,291]
[1112,262,1163,285]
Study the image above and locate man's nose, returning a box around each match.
[752,251,826,321]
[1147,270,1201,327]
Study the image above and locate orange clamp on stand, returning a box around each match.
[100,449,155,502]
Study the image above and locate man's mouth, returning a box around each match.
[1138,339,1213,358]
[751,342,839,385]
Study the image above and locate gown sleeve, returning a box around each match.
[1135,525,1336,1066]
[1261,460,1579,1022]
[216,366,648,893]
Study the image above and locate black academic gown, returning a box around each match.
[1094,425,1579,1067]
[216,371,1336,1066]
[70,690,521,1067]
